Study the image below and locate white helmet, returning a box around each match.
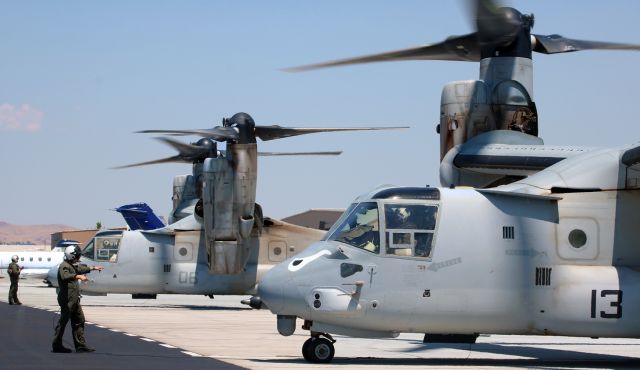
[396,207,411,223]
[64,245,82,261]
[11,255,18,263]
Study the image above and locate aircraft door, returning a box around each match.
[165,233,201,293]
[377,261,419,328]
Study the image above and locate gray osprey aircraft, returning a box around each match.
[248,0,640,363]
[287,0,640,188]
[58,112,403,297]
[256,141,640,363]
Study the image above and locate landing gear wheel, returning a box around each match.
[302,338,313,362]
[304,337,335,363]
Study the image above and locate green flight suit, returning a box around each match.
[7,261,21,304]
[52,260,92,350]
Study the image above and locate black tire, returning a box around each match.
[306,337,334,363]
[301,338,313,362]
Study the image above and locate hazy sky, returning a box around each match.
[2,1,640,228]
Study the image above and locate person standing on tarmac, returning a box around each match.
[7,255,23,305]
[52,245,104,353]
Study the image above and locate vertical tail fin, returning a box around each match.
[116,203,165,231]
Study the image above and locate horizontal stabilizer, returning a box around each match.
[454,131,594,176]
[477,188,562,201]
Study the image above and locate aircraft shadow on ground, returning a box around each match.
[80,303,251,311]
[252,342,640,368]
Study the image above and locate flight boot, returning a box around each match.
[75,346,95,353]
[52,345,73,353]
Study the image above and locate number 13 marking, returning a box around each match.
[590,289,622,319]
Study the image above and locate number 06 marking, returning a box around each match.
[590,289,623,319]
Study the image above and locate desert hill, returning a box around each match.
[0,221,76,245]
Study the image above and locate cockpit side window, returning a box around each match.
[327,202,380,254]
[384,204,438,258]
[94,232,123,263]
[82,239,95,260]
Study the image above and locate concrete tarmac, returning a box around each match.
[2,277,640,369]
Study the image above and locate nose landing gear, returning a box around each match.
[302,332,336,363]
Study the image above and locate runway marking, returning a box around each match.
[96,325,106,328]
[86,321,94,325]
[182,351,202,357]
[141,338,156,342]
[109,329,121,332]
[160,344,176,348]
[125,333,137,337]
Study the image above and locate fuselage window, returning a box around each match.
[326,202,380,254]
[384,204,438,258]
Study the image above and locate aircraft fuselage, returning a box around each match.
[50,219,324,296]
[259,186,640,339]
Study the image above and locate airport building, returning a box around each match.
[50,229,99,249]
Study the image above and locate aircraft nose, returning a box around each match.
[258,263,289,313]
[259,244,333,316]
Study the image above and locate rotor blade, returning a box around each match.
[111,156,184,169]
[136,127,238,141]
[533,34,640,54]
[283,33,480,72]
[254,125,409,141]
[155,137,209,158]
[258,151,342,156]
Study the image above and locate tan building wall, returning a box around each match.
[282,209,344,231]
[51,230,98,250]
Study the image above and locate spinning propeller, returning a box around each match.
[113,137,219,169]
[115,112,406,169]
[137,112,402,142]
[284,0,640,71]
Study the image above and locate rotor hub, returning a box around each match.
[194,138,218,161]
[226,112,257,144]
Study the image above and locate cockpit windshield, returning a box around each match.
[326,202,380,253]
